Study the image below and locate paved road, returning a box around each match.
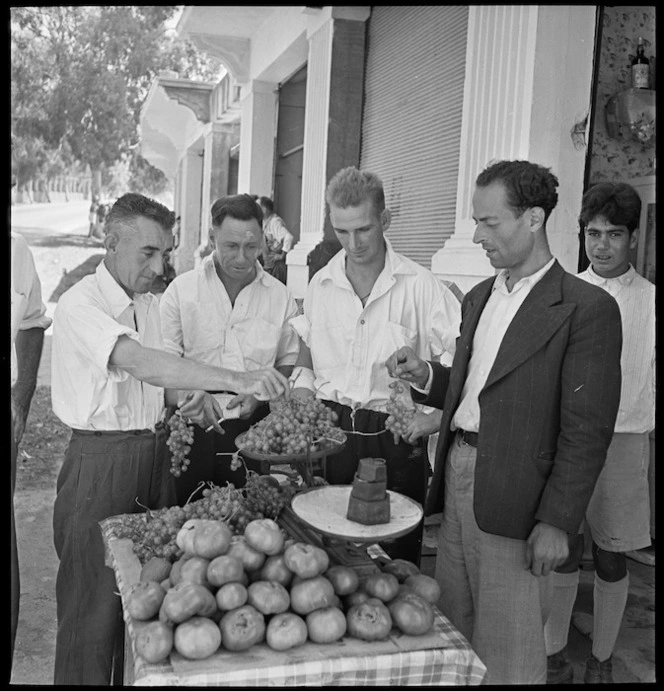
[11,199,90,235]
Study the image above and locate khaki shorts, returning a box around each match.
[585,432,651,553]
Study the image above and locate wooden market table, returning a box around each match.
[101,514,486,686]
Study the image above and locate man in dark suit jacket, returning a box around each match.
[386,160,622,684]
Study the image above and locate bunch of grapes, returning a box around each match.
[167,411,195,476]
[238,397,345,456]
[113,476,295,564]
[385,380,416,442]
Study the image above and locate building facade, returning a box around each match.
[140,5,654,296]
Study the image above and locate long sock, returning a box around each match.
[592,572,629,662]
[544,570,580,656]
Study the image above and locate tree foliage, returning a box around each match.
[11,6,224,197]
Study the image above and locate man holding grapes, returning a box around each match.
[290,166,461,564]
[50,193,289,685]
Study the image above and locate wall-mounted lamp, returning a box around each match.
[605,88,656,145]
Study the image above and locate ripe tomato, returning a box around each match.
[346,600,393,641]
[179,556,212,589]
[363,572,399,603]
[219,604,266,651]
[325,565,359,596]
[215,582,248,612]
[283,542,329,579]
[306,606,347,643]
[244,518,285,556]
[207,555,244,588]
[343,588,370,610]
[174,616,222,660]
[260,554,294,587]
[289,575,336,615]
[191,520,233,560]
[160,582,217,624]
[265,612,308,651]
[388,591,435,635]
[403,574,441,604]
[227,536,267,572]
[126,581,166,621]
[135,619,174,663]
[247,580,290,615]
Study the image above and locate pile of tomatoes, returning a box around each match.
[125,516,442,663]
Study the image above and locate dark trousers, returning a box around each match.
[53,425,174,685]
[322,401,429,566]
[172,404,269,506]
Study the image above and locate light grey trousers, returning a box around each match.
[435,436,552,684]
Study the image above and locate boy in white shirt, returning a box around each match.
[545,182,656,684]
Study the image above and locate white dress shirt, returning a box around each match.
[11,232,52,384]
[51,260,165,431]
[578,264,655,433]
[159,254,299,374]
[291,240,461,411]
[452,258,556,433]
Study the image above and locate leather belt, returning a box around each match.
[458,429,479,447]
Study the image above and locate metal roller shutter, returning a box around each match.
[360,6,468,268]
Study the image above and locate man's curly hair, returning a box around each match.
[476,160,559,224]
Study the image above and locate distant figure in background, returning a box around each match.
[258,196,293,284]
[308,236,342,281]
[545,181,655,684]
[11,231,52,671]
[88,195,99,237]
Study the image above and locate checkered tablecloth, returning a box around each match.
[101,517,486,686]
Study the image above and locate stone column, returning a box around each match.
[196,122,241,263]
[237,80,278,197]
[432,5,596,293]
[174,147,204,275]
[287,7,370,299]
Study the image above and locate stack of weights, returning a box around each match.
[346,458,390,525]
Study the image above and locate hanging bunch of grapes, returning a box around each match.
[238,396,345,456]
[385,380,417,443]
[167,410,195,476]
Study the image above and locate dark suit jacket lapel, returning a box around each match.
[446,278,495,412]
[484,262,575,390]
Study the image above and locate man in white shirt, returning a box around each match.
[544,182,656,684]
[51,193,289,686]
[258,196,294,284]
[291,166,461,565]
[386,160,622,684]
[11,231,52,671]
[160,194,299,504]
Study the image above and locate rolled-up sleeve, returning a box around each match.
[12,234,52,332]
[55,299,138,383]
[290,314,311,347]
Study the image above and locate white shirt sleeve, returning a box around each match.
[55,299,139,383]
[11,233,52,333]
[429,284,462,362]
[159,281,185,357]
[274,293,302,368]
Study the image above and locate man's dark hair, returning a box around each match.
[258,196,274,215]
[476,160,559,224]
[106,193,175,233]
[579,182,641,234]
[211,194,263,228]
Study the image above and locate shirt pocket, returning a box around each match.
[231,318,280,369]
[310,325,354,375]
[181,303,223,354]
